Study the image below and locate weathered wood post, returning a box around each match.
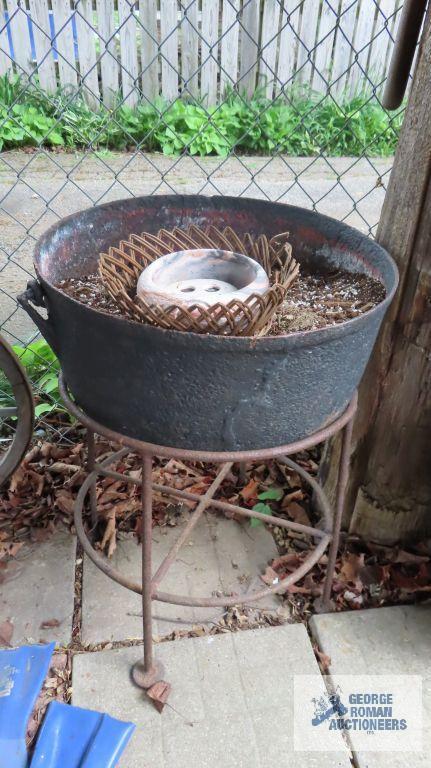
[329,2,431,544]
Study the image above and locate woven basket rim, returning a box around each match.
[99,225,299,337]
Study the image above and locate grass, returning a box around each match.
[0,74,403,157]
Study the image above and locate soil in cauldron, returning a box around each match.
[269,270,386,334]
[56,269,385,335]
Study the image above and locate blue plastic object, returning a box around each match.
[0,642,55,768]
[30,700,135,768]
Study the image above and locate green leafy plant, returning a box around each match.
[251,487,283,528]
[0,74,403,157]
[0,339,68,421]
[0,104,64,150]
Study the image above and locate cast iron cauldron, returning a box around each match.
[18,195,398,452]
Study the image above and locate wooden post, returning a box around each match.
[329,2,431,544]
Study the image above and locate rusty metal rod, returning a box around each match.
[156,487,328,539]
[237,461,247,485]
[275,455,332,531]
[152,462,233,589]
[86,430,98,529]
[73,450,332,605]
[321,417,353,609]
[70,386,357,615]
[382,0,428,110]
[154,534,330,607]
[141,453,154,673]
[94,463,329,539]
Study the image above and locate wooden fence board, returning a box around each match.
[118,0,139,106]
[364,0,393,88]
[76,0,100,107]
[0,1,406,103]
[6,0,31,75]
[296,0,321,88]
[29,0,57,93]
[239,0,259,97]
[312,0,339,92]
[348,0,376,96]
[160,0,178,101]
[201,0,219,105]
[277,0,301,94]
[220,0,240,95]
[331,0,357,96]
[259,0,280,97]
[140,0,159,102]
[0,7,11,76]
[53,0,78,91]
[181,0,199,96]
[97,0,118,107]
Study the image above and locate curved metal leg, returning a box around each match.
[0,336,34,486]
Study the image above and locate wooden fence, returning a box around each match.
[0,0,402,107]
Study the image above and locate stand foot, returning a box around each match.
[131,659,165,689]
[313,596,335,614]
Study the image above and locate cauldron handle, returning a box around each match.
[17,280,57,352]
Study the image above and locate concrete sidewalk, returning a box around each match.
[311,605,431,767]
[73,624,351,768]
[1,525,429,766]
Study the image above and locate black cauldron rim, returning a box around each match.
[33,194,399,348]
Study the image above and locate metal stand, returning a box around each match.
[60,374,356,690]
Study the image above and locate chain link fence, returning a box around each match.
[0,0,406,442]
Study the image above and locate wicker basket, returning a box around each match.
[99,224,298,336]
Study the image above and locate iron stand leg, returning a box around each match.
[319,416,354,612]
[86,430,98,530]
[237,461,248,486]
[132,453,164,689]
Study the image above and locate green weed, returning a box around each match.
[0,339,68,421]
[251,487,283,528]
[0,75,403,157]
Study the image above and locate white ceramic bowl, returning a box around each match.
[136,248,270,308]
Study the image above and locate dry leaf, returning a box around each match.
[339,553,364,584]
[187,480,210,496]
[281,489,305,507]
[55,491,75,515]
[40,618,61,629]
[0,541,23,559]
[48,462,80,476]
[99,508,117,557]
[260,565,280,586]
[239,478,259,502]
[285,501,311,527]
[272,552,303,572]
[147,680,171,713]
[0,618,14,646]
[9,466,26,493]
[286,583,311,595]
[314,646,331,672]
[393,549,430,565]
[391,568,431,592]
